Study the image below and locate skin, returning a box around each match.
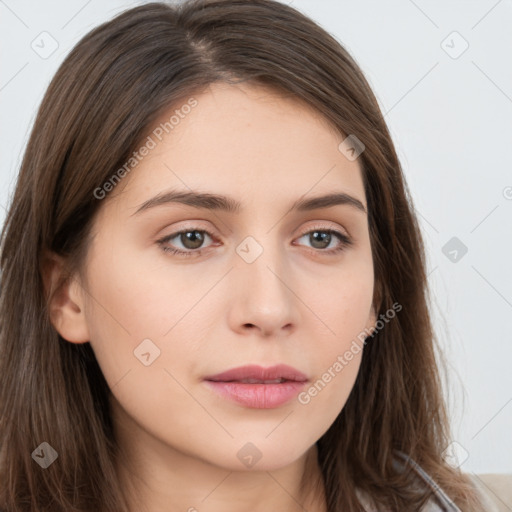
[46,81,377,512]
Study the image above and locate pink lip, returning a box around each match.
[204,364,308,409]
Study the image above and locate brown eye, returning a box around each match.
[158,229,216,257]
[295,226,353,255]
[178,230,206,250]
[308,230,332,249]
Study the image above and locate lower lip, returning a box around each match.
[204,380,307,409]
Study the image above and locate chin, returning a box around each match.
[207,439,312,473]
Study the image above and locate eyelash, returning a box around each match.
[157,224,353,258]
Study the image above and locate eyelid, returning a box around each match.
[156,221,218,242]
[297,221,349,237]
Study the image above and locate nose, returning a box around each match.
[227,238,300,338]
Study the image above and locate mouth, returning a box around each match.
[203,364,308,409]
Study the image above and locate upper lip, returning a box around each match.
[204,364,308,383]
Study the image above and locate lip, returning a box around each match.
[203,364,308,409]
[204,364,308,383]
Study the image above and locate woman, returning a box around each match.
[0,1,496,510]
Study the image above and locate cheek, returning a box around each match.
[296,259,373,412]
[85,235,187,336]
[81,236,171,385]
[81,238,207,414]
[305,254,374,346]
[82,232,215,392]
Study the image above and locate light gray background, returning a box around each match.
[1,0,511,473]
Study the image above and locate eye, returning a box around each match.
[157,224,353,258]
[294,225,353,255]
[157,228,217,258]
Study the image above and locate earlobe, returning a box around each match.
[41,251,90,344]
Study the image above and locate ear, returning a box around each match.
[41,251,90,344]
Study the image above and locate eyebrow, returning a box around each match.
[131,189,367,216]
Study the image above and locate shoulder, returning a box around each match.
[467,474,511,512]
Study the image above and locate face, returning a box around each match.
[58,81,376,473]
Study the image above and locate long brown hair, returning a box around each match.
[0,1,484,510]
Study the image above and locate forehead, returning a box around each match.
[109,81,365,213]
